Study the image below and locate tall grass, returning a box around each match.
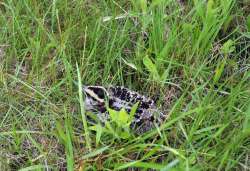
[0,0,249,170]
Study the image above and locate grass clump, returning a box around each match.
[0,0,250,170]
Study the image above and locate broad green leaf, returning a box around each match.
[143,55,160,81]
[108,108,118,122]
[129,102,139,123]
[118,108,130,126]
[221,39,235,54]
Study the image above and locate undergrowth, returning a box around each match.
[0,0,250,170]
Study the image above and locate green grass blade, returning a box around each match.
[80,146,109,160]
[76,63,91,151]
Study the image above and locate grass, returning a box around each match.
[0,0,250,170]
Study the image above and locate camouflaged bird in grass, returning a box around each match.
[82,85,166,134]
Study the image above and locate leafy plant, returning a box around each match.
[213,39,235,83]
[90,102,139,141]
[143,55,170,85]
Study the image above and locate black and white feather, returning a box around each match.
[82,85,165,133]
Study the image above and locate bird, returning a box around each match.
[82,85,165,134]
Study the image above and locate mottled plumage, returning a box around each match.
[83,85,165,133]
